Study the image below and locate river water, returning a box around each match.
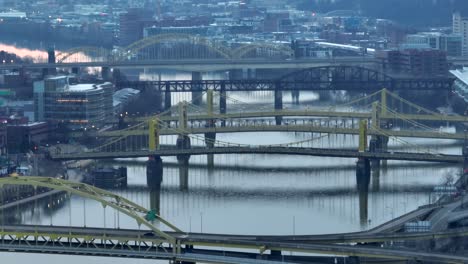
[0,43,463,264]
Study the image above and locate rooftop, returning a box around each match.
[450,68,468,85]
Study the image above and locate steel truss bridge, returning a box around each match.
[49,146,464,163]
[0,58,376,72]
[56,88,466,163]
[117,66,454,92]
[1,176,468,264]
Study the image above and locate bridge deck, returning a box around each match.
[50,146,463,163]
[2,224,468,263]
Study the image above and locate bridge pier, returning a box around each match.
[149,182,161,218]
[101,67,112,82]
[274,82,283,125]
[146,156,163,189]
[205,131,216,168]
[46,48,56,76]
[220,82,227,127]
[71,67,79,75]
[176,135,191,162]
[356,158,370,227]
[164,82,172,111]
[192,72,203,106]
[204,131,216,147]
[179,158,190,191]
[246,68,256,79]
[228,69,242,80]
[291,90,300,104]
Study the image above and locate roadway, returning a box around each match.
[49,146,464,163]
[2,224,468,263]
[128,110,468,123]
[0,57,376,71]
[0,56,466,71]
[94,124,465,140]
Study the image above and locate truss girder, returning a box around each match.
[0,176,180,243]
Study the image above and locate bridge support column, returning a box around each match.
[205,89,216,168]
[192,72,203,106]
[46,48,56,76]
[274,82,283,126]
[164,82,172,111]
[176,136,191,162]
[177,102,191,162]
[356,158,370,228]
[71,67,79,75]
[178,158,190,191]
[101,67,112,82]
[220,82,227,127]
[149,177,161,218]
[378,134,389,169]
[369,136,381,191]
[291,90,300,104]
[147,156,163,189]
[229,69,242,80]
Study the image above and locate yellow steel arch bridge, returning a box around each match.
[54,33,295,63]
[2,176,468,263]
[53,89,466,162]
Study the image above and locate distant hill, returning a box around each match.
[295,0,468,27]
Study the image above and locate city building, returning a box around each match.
[113,88,140,114]
[33,76,113,129]
[403,32,462,57]
[453,12,468,56]
[377,49,448,77]
[119,8,154,46]
[7,122,48,153]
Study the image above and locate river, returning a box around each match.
[0,42,462,264]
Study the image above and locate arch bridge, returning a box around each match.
[55,33,294,63]
[1,177,468,263]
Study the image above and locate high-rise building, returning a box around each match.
[403,32,462,57]
[33,76,113,129]
[377,49,448,77]
[453,12,468,56]
[119,8,154,46]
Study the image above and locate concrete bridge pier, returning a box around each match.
[146,156,163,189]
[371,164,380,192]
[164,82,172,111]
[101,67,112,82]
[192,72,203,106]
[149,183,161,218]
[178,158,190,191]
[356,158,370,227]
[274,83,283,125]
[205,131,216,168]
[71,67,80,75]
[369,137,381,169]
[45,48,56,76]
[228,69,243,80]
[291,90,300,104]
[220,83,227,127]
[247,68,256,79]
[176,135,191,162]
[378,135,389,169]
